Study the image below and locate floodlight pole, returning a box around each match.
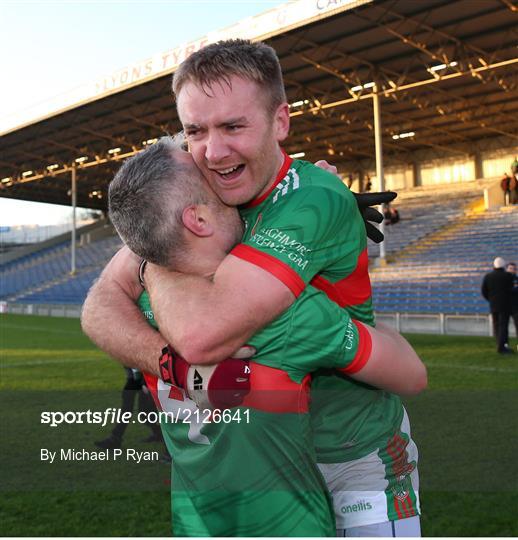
[71,166,77,275]
[373,82,386,262]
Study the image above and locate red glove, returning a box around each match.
[159,345,190,388]
[158,345,252,410]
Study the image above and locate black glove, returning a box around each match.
[353,191,397,243]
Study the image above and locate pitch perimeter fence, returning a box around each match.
[2,301,516,338]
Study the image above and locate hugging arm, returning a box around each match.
[81,246,166,375]
[346,322,427,396]
[145,256,295,365]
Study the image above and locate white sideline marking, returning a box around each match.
[426,362,518,374]
[1,323,82,335]
[0,358,97,368]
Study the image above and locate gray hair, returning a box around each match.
[108,135,208,267]
[172,39,287,114]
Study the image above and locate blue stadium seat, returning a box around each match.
[370,205,517,314]
[1,236,122,304]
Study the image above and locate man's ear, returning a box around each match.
[274,102,290,142]
[182,205,214,237]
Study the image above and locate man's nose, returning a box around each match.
[205,131,231,163]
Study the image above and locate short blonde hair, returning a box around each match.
[172,39,287,114]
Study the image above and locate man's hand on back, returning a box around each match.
[314,159,338,176]
[81,246,166,375]
[143,258,294,365]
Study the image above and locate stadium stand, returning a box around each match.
[1,185,516,313]
[367,182,487,258]
[370,202,518,314]
[0,219,112,266]
[16,268,103,305]
[4,187,510,319]
[0,188,518,314]
[0,236,122,304]
[1,0,515,324]
[0,242,69,275]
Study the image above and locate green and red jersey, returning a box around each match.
[234,151,404,463]
[233,152,374,326]
[138,281,371,537]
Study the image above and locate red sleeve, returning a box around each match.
[340,320,372,374]
[230,244,306,298]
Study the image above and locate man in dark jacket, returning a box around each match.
[481,257,514,354]
[506,262,518,339]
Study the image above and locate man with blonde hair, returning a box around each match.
[83,39,423,536]
[103,135,426,536]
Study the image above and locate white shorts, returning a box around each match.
[318,408,420,530]
[337,515,421,537]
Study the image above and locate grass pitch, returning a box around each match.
[1,313,517,536]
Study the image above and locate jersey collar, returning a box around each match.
[242,149,293,209]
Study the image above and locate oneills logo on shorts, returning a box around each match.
[340,501,372,514]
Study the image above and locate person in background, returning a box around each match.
[511,158,518,204]
[383,202,400,225]
[481,257,514,355]
[500,173,511,206]
[95,367,165,451]
[506,262,518,341]
[509,172,518,205]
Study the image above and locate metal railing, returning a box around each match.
[2,301,515,338]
